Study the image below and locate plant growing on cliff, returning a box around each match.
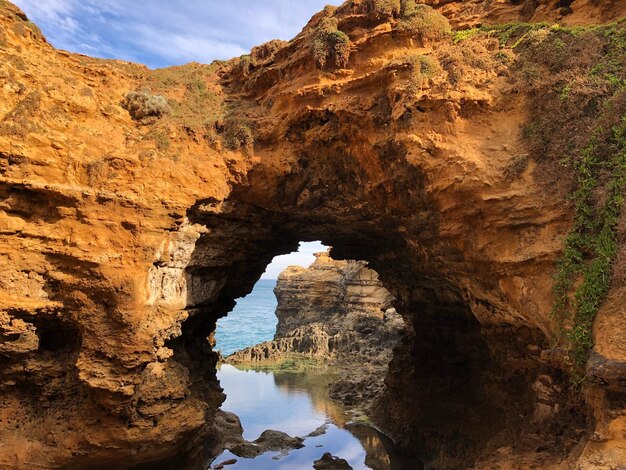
[553,117,626,372]
[312,17,351,69]
[507,23,626,375]
[121,91,170,121]
[449,19,626,376]
[223,118,254,152]
[360,0,401,18]
[397,53,440,93]
[397,2,451,40]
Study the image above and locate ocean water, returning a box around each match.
[215,279,278,357]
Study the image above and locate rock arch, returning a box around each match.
[1,0,625,469]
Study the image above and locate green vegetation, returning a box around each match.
[140,63,233,150]
[397,1,451,40]
[312,17,351,69]
[223,118,254,152]
[361,0,401,18]
[499,21,626,375]
[148,63,224,129]
[448,19,626,376]
[453,18,626,375]
[121,91,170,121]
[126,62,256,154]
[552,117,626,373]
[400,53,440,92]
[453,22,551,46]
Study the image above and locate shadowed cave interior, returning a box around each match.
[150,198,587,469]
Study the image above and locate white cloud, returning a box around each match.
[261,241,327,280]
[12,0,339,68]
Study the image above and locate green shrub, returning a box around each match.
[0,91,41,137]
[223,119,254,152]
[147,129,171,151]
[400,54,440,92]
[552,117,626,375]
[312,17,351,70]
[121,91,170,121]
[360,0,401,18]
[494,23,626,377]
[452,21,626,377]
[397,2,451,40]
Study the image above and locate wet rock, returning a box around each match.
[213,458,237,469]
[214,411,245,450]
[307,423,329,437]
[229,429,304,458]
[313,452,353,469]
[254,429,305,452]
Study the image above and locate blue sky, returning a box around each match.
[261,241,327,279]
[11,1,331,277]
[12,0,339,69]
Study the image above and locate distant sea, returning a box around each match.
[214,279,278,356]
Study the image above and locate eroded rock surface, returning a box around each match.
[227,251,401,360]
[228,430,305,459]
[227,251,404,409]
[314,452,354,470]
[0,0,625,468]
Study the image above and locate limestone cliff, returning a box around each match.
[228,251,401,361]
[0,0,625,468]
[227,252,404,407]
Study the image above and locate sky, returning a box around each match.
[11,1,331,277]
[12,0,339,69]
[261,241,327,279]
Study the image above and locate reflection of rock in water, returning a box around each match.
[228,252,406,414]
[313,452,353,469]
[272,369,348,428]
[271,368,424,470]
[348,424,423,470]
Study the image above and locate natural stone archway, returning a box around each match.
[1,0,626,469]
[171,164,582,469]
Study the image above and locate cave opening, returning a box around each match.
[207,239,418,469]
[213,241,325,358]
[163,194,588,469]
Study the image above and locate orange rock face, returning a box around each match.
[0,0,625,468]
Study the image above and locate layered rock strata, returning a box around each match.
[227,251,404,408]
[228,251,401,359]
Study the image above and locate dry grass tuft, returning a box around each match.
[121,91,170,121]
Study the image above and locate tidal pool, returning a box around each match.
[211,363,422,470]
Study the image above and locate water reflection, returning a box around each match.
[212,364,422,470]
